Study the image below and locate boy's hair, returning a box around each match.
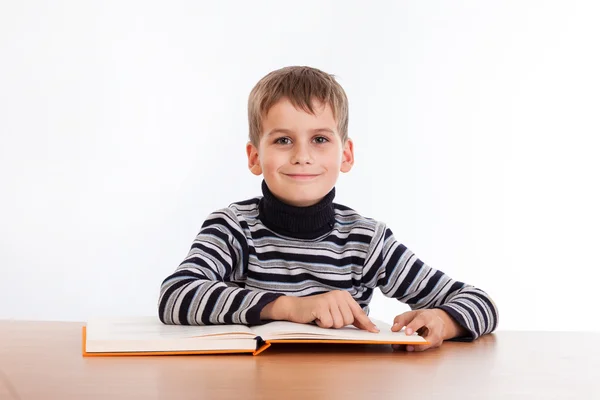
[248,66,349,146]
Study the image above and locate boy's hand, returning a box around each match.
[260,291,380,333]
[390,309,467,352]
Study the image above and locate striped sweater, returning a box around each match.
[159,182,498,340]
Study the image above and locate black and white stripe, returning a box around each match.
[158,198,498,340]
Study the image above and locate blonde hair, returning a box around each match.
[247,66,349,146]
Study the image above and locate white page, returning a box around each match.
[252,318,427,343]
[86,316,255,342]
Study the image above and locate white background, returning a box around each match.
[1,1,599,331]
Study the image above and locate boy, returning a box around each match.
[158,66,498,352]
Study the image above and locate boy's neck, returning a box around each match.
[258,180,336,239]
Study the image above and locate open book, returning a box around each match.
[82,316,428,356]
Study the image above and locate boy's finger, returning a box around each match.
[409,334,443,352]
[349,302,379,333]
[315,309,333,329]
[391,311,417,332]
[338,302,355,327]
[352,313,379,333]
[329,305,345,329]
[406,343,434,352]
[404,314,429,336]
[352,319,367,331]
[392,343,435,352]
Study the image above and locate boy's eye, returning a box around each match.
[314,136,329,144]
[275,137,292,145]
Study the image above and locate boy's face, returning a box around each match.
[246,97,354,207]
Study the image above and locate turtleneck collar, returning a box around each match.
[258,180,336,239]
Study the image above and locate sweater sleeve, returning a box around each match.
[158,208,284,326]
[363,224,498,341]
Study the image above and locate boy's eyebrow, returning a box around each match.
[266,128,335,137]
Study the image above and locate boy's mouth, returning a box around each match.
[283,173,321,181]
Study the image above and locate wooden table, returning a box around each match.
[1,321,599,399]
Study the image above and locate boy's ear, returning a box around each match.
[340,138,354,173]
[246,142,263,176]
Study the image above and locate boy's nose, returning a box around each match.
[290,144,313,164]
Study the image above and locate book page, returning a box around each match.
[86,316,255,342]
[252,318,426,343]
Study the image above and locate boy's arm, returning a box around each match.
[364,224,498,341]
[158,209,284,326]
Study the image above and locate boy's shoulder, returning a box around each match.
[333,203,378,224]
[200,196,261,228]
[227,196,262,217]
[331,202,381,230]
